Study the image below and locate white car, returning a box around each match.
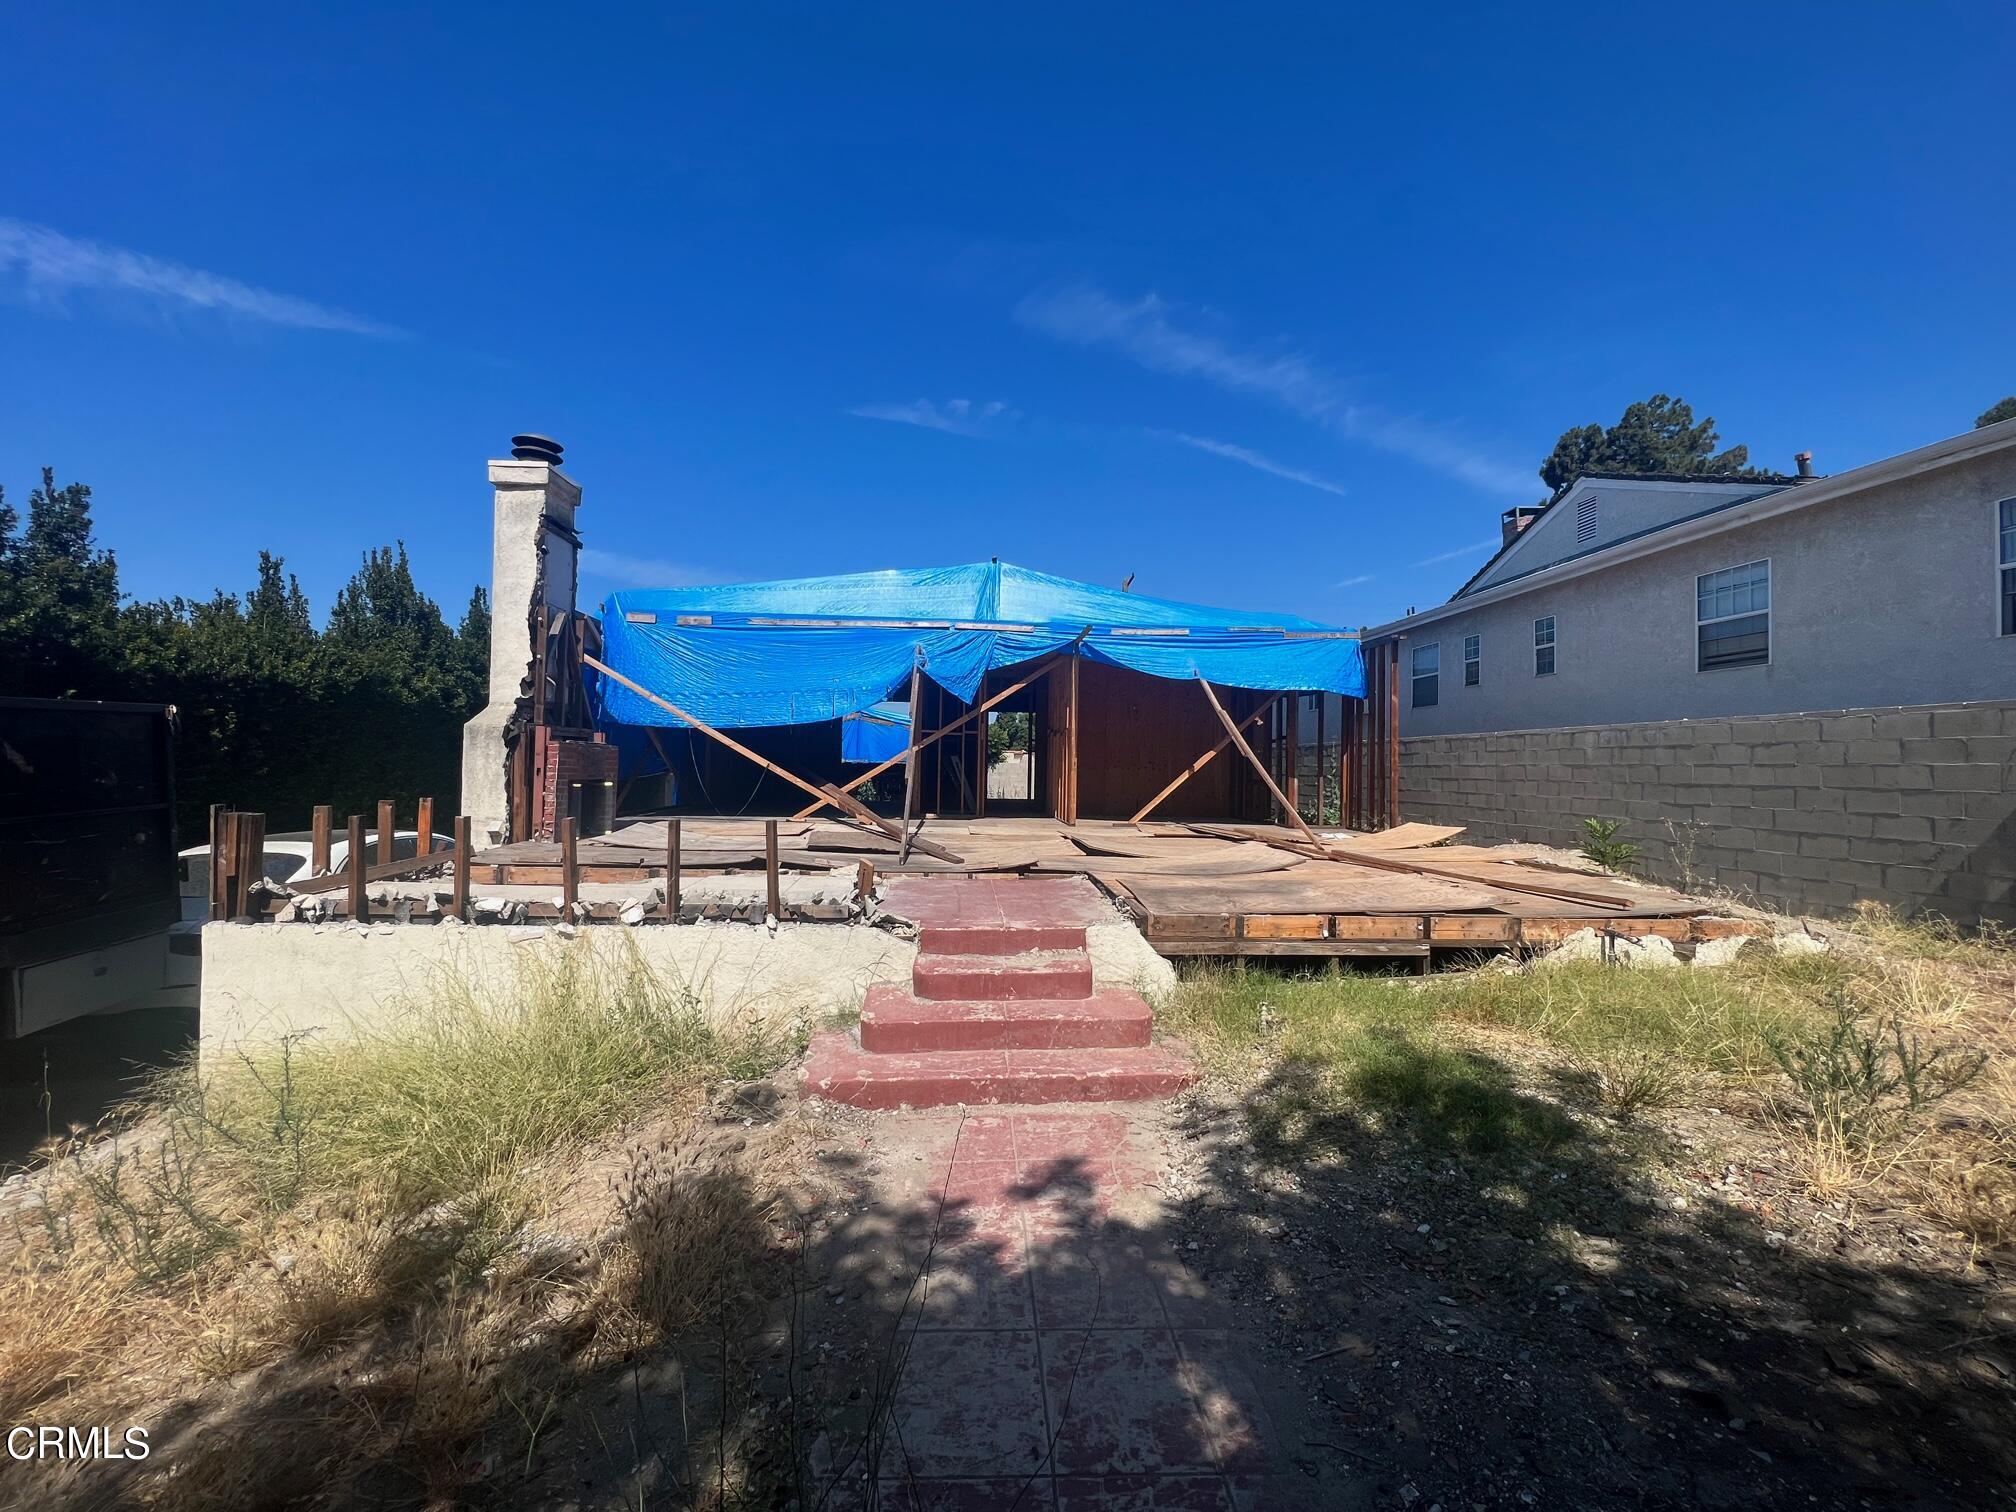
[164,830,455,1004]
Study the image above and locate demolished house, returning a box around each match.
[195,438,1743,1071]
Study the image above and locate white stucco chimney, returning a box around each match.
[459,435,581,843]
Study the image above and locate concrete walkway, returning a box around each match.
[806,1102,1319,1512]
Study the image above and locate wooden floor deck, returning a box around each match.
[469,815,1735,959]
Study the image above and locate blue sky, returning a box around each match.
[4,3,2012,629]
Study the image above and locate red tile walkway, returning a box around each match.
[824,1106,1300,1512]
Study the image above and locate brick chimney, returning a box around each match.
[459,435,581,844]
[1500,505,1542,547]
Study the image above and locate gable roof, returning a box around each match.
[1366,417,2016,642]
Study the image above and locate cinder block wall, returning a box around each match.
[1399,701,2016,927]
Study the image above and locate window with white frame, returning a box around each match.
[1462,633,1480,686]
[1411,642,1440,707]
[1533,616,1555,676]
[2000,498,2015,636]
[1697,560,1770,670]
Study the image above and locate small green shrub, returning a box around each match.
[1577,817,1639,873]
[1767,990,1986,1152]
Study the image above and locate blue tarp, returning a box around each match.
[840,700,912,764]
[595,561,1363,731]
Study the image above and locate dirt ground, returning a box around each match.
[1158,1043,2016,1511]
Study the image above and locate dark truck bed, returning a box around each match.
[0,698,179,1037]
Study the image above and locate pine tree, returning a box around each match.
[0,469,122,696]
[1538,396,1764,502]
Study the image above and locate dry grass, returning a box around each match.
[0,946,798,1510]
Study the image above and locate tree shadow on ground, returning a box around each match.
[18,1030,2016,1511]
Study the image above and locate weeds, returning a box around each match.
[1767,990,1987,1158]
[1843,901,2016,972]
[1577,817,1639,873]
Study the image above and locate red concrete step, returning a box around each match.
[912,949,1093,1002]
[919,923,1089,956]
[800,1032,1197,1110]
[859,983,1152,1053]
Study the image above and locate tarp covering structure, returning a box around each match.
[593,561,1363,732]
[840,700,912,765]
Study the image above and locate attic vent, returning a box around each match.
[1575,497,1599,545]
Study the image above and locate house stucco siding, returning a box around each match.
[1398,700,2016,928]
[1394,450,2016,738]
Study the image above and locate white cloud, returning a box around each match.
[1334,573,1375,588]
[0,217,399,336]
[847,397,1014,437]
[1016,284,1528,496]
[1156,431,1348,498]
[1413,536,1502,567]
[578,549,718,588]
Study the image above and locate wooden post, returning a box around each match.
[347,814,367,922]
[665,818,682,923]
[764,819,781,919]
[900,663,924,862]
[974,672,987,819]
[1387,640,1402,829]
[933,682,945,817]
[1340,700,1357,831]
[377,799,395,865]
[232,812,266,920]
[450,815,470,921]
[1286,692,1301,820]
[856,859,875,912]
[560,816,579,915]
[415,797,434,856]
[1062,650,1080,825]
[208,805,230,922]
[310,804,333,876]
[1314,694,1327,827]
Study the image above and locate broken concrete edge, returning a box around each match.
[1531,922,1831,970]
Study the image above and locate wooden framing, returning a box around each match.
[1128,693,1281,824]
[560,817,579,914]
[450,816,470,920]
[1196,679,1323,849]
[665,818,682,922]
[1285,693,1301,817]
[764,820,782,918]
[791,641,1083,819]
[416,797,434,856]
[377,799,395,865]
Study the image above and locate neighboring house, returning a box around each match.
[1372,420,2016,735]
[1363,419,2016,926]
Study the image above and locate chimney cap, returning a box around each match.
[511,433,565,465]
[1794,450,1814,478]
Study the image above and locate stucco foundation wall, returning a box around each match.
[200,916,1179,1047]
[1399,700,2016,928]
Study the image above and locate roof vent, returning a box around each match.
[1794,450,1814,478]
[510,433,565,465]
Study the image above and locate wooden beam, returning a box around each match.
[1386,640,1401,828]
[974,671,987,819]
[377,799,395,865]
[819,783,965,864]
[450,815,470,920]
[208,805,230,922]
[235,811,267,921]
[560,816,579,915]
[310,804,333,877]
[900,663,924,862]
[666,818,682,922]
[1196,679,1323,849]
[415,798,434,856]
[1062,649,1080,826]
[1314,694,1326,828]
[1285,693,1302,819]
[347,814,367,922]
[584,652,834,813]
[856,859,875,912]
[791,635,1088,819]
[764,819,782,918]
[1128,692,1281,824]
